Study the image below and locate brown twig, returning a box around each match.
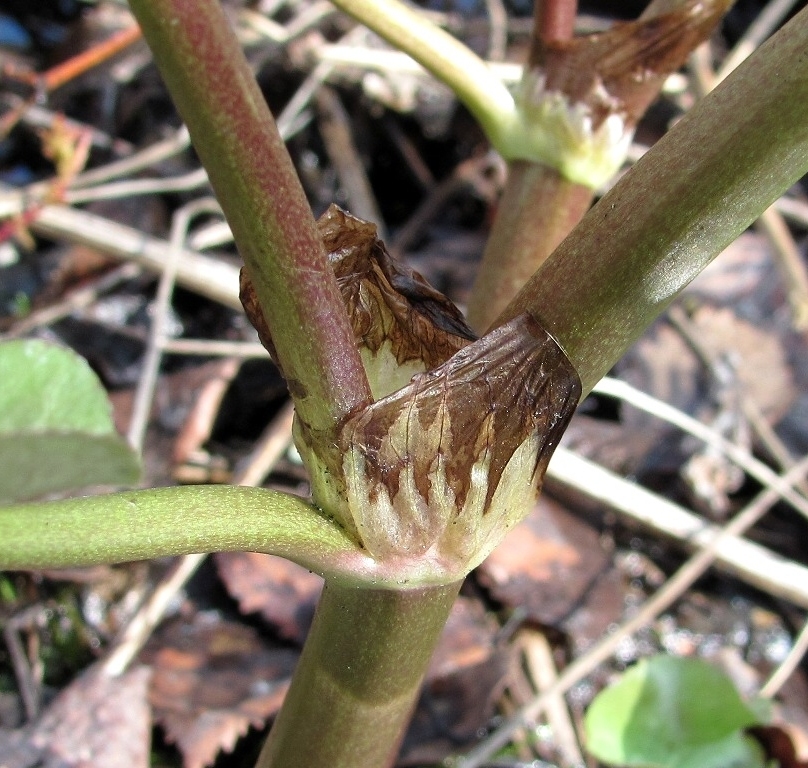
[42,25,143,94]
[315,87,387,239]
[4,263,142,339]
[462,455,808,767]
[484,0,509,61]
[3,607,47,721]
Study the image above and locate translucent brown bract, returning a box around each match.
[513,0,733,187]
[338,313,580,575]
[243,207,581,583]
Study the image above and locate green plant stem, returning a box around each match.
[497,5,808,397]
[127,0,371,434]
[328,0,515,148]
[256,579,461,768]
[467,161,594,332]
[0,486,369,578]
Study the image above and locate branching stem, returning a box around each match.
[467,162,593,331]
[128,0,371,434]
[498,6,808,396]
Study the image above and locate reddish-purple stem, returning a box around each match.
[128,0,371,434]
[535,0,578,42]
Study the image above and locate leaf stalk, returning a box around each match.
[127,0,372,435]
[0,486,364,580]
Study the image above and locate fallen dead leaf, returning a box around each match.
[477,495,610,627]
[214,552,323,644]
[400,596,513,765]
[140,613,297,768]
[749,724,808,768]
[0,665,151,768]
[688,305,795,424]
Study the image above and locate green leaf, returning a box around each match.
[0,340,140,503]
[584,655,766,768]
[665,732,768,768]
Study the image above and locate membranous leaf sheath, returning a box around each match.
[320,208,477,399]
[243,207,580,583]
[510,0,732,188]
[339,314,580,576]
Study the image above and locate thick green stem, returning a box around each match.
[467,161,593,332]
[498,6,808,396]
[257,579,462,768]
[127,0,371,434]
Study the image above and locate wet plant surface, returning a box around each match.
[1,1,808,766]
